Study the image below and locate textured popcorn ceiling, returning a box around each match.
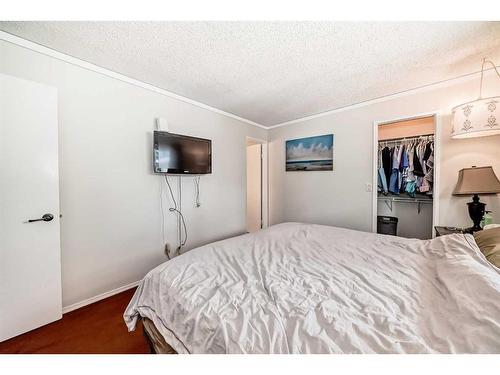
[1,21,500,127]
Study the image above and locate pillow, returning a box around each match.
[474,227,500,268]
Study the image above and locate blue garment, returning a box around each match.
[398,147,409,191]
[392,145,401,169]
[378,167,388,194]
[388,168,399,195]
[400,147,409,169]
[405,181,416,198]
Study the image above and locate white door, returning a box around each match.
[0,73,62,341]
[246,143,262,232]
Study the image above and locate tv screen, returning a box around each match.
[153,131,212,174]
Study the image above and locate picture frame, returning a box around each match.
[286,134,334,171]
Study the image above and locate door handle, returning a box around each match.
[27,214,54,223]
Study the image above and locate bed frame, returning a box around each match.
[141,317,177,354]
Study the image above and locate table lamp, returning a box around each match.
[453,166,500,232]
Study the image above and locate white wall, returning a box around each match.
[0,40,267,308]
[269,70,500,232]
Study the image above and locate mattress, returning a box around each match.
[124,222,500,353]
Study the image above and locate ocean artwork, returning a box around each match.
[285,134,334,171]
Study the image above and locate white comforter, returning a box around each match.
[124,223,500,353]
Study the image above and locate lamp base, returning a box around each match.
[467,194,486,232]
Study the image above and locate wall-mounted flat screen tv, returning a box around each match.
[153,131,212,174]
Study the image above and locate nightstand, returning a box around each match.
[434,226,471,237]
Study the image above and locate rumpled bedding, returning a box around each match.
[124,222,500,353]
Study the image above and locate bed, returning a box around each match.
[124,222,500,353]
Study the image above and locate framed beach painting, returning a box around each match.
[286,134,334,171]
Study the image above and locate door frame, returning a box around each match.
[246,136,269,230]
[371,111,442,237]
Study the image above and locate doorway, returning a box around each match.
[372,113,441,239]
[246,137,268,233]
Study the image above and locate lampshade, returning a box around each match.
[451,58,500,139]
[451,97,500,138]
[453,166,500,195]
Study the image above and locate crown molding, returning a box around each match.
[267,66,500,129]
[2,30,498,132]
[0,30,268,130]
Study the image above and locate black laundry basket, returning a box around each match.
[377,216,398,236]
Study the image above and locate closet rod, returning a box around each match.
[379,133,434,143]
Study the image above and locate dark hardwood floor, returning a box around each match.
[0,288,150,354]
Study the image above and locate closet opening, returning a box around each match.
[372,114,440,239]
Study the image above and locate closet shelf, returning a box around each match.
[378,193,432,214]
[377,195,433,204]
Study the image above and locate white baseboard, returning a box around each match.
[62,280,141,314]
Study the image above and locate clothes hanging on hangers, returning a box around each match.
[413,145,424,177]
[382,146,392,185]
[388,144,402,194]
[377,136,434,198]
[420,143,434,195]
[377,143,389,195]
